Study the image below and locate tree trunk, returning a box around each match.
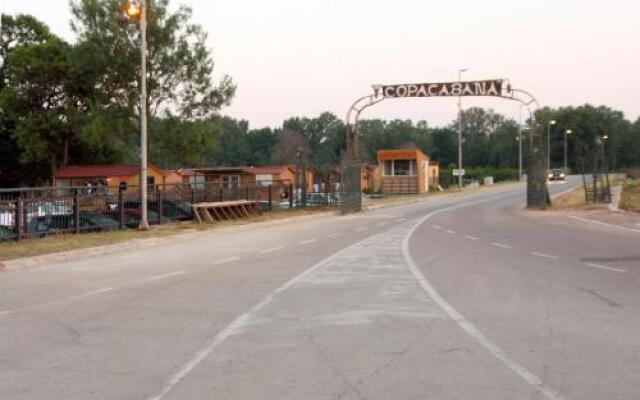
[62,136,70,167]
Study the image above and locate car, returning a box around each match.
[27,212,120,237]
[122,199,192,221]
[548,169,566,181]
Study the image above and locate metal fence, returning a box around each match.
[0,181,343,242]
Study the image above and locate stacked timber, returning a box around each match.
[192,200,261,223]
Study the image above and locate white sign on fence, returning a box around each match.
[453,169,466,177]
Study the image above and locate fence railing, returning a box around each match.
[0,181,343,242]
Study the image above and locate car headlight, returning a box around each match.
[560,173,565,178]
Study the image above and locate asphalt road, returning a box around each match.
[1,178,638,400]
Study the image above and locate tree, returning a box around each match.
[0,14,55,186]
[270,130,310,165]
[211,117,251,166]
[70,0,235,120]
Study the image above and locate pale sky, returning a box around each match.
[2,0,639,129]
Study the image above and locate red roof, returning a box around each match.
[55,165,141,178]
[242,165,293,175]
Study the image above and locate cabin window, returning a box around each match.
[221,175,240,189]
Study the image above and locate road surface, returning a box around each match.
[1,178,638,400]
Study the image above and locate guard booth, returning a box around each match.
[378,149,438,195]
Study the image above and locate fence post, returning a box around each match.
[220,186,224,202]
[157,189,163,225]
[118,186,125,230]
[15,198,23,241]
[268,185,273,211]
[324,185,329,207]
[73,189,80,235]
[245,186,249,201]
[289,183,293,209]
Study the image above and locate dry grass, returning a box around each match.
[620,180,640,213]
[550,187,602,211]
[0,207,333,261]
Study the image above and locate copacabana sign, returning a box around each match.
[381,79,503,98]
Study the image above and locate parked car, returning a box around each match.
[27,212,120,237]
[548,169,566,181]
[118,209,161,228]
[0,226,14,241]
[122,199,192,221]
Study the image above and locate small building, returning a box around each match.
[53,164,168,191]
[378,149,438,194]
[361,164,381,193]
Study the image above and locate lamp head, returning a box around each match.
[124,0,142,18]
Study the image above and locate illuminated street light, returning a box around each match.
[123,0,149,229]
[564,129,572,173]
[547,119,556,171]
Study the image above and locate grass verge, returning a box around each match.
[0,208,332,261]
[550,186,602,211]
[619,180,640,213]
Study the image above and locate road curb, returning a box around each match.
[1,211,337,271]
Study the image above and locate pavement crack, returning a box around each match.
[578,287,622,308]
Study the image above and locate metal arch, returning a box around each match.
[344,92,386,157]
[341,80,550,213]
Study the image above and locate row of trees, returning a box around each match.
[1,0,234,187]
[1,2,639,188]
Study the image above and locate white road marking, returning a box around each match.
[491,242,512,249]
[403,200,566,400]
[299,238,318,245]
[531,251,558,260]
[445,229,456,234]
[326,232,343,238]
[259,246,284,254]
[0,310,15,317]
[149,271,187,281]
[465,235,480,241]
[568,215,640,234]
[69,287,114,301]
[354,227,367,232]
[432,225,441,230]
[585,263,627,273]
[146,230,380,400]
[213,257,241,265]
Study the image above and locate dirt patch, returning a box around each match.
[550,187,602,211]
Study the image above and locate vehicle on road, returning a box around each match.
[548,169,566,181]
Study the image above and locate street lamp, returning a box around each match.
[546,119,556,171]
[564,129,572,173]
[457,68,469,189]
[124,0,149,229]
[518,104,525,181]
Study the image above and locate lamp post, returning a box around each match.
[124,0,149,229]
[457,68,468,189]
[546,119,556,172]
[601,134,608,171]
[518,104,524,181]
[564,129,572,173]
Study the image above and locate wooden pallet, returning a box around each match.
[192,200,261,223]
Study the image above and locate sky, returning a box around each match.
[2,0,639,129]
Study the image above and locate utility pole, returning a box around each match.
[564,129,572,173]
[546,119,556,172]
[518,105,524,181]
[139,1,149,229]
[457,68,468,189]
